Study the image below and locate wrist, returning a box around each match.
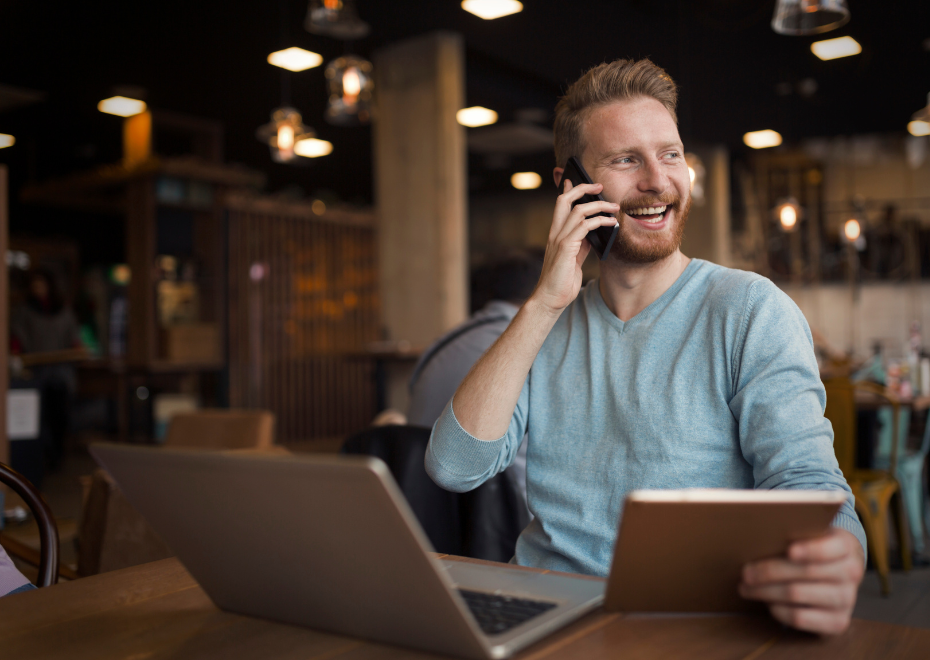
[523,295,566,323]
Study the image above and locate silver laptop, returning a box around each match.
[90,444,604,660]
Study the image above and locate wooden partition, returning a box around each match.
[226,196,380,444]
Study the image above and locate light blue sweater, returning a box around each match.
[426,259,866,576]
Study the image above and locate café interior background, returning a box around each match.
[0,0,928,448]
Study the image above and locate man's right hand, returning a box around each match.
[449,180,618,441]
[531,179,620,315]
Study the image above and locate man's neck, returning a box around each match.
[598,250,691,322]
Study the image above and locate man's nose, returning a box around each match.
[636,158,669,194]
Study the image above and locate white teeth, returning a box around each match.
[627,205,667,216]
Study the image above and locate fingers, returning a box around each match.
[555,204,619,247]
[768,604,852,636]
[739,580,857,611]
[550,182,608,237]
[743,553,863,586]
[789,528,861,564]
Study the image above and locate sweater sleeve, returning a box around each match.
[0,541,32,597]
[425,377,530,493]
[729,279,867,560]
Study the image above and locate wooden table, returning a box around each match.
[1,556,929,659]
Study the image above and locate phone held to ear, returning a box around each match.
[559,156,620,260]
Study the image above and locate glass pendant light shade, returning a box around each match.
[255,107,315,163]
[771,0,850,36]
[305,0,370,39]
[325,55,374,126]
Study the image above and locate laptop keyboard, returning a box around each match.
[457,589,558,636]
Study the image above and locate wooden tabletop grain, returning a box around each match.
[1,556,928,660]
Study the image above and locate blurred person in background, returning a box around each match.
[0,544,33,597]
[408,250,545,506]
[10,268,84,468]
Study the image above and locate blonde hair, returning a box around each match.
[553,59,678,166]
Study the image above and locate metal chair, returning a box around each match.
[0,461,59,587]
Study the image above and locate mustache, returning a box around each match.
[618,194,682,214]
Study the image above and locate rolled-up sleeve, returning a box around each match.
[425,377,530,493]
[729,279,867,559]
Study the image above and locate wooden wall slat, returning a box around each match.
[226,204,379,444]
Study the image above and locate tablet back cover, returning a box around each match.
[604,492,844,612]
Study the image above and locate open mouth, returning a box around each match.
[624,205,670,224]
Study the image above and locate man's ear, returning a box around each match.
[553,167,564,188]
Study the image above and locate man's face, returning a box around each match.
[567,97,692,264]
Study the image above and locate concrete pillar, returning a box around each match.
[681,146,732,267]
[372,32,469,413]
[373,31,468,346]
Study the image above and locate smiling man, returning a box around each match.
[425,59,866,634]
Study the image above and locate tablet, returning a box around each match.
[604,489,848,613]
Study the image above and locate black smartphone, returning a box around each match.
[558,156,620,260]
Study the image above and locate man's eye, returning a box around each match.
[615,157,633,164]
[665,152,680,159]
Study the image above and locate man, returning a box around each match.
[426,59,865,635]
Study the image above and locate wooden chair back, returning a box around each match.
[823,377,857,478]
[77,469,173,576]
[163,409,275,450]
[0,462,59,587]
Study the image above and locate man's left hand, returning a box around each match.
[739,528,865,635]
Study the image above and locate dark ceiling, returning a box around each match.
[1,0,929,219]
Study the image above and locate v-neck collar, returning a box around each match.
[589,258,705,332]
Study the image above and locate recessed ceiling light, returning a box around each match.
[456,106,498,127]
[295,137,333,158]
[511,172,542,190]
[267,47,323,72]
[811,36,861,61]
[743,129,783,149]
[461,0,523,20]
[98,96,147,117]
[908,120,930,137]
[0,134,14,149]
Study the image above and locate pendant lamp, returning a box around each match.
[256,107,315,163]
[325,55,374,126]
[305,0,369,39]
[771,0,850,36]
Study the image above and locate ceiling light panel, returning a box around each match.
[0,134,14,148]
[98,96,147,117]
[268,47,323,72]
[456,106,498,127]
[811,36,861,61]
[908,121,930,137]
[462,0,523,20]
[743,129,783,149]
[511,172,542,190]
[295,138,333,158]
